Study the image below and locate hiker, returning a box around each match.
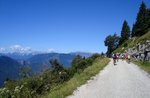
[112,53,117,65]
[116,53,119,62]
[121,54,125,60]
[125,52,130,64]
[125,52,128,60]
[144,50,148,61]
[128,54,131,64]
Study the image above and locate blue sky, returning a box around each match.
[0,0,150,53]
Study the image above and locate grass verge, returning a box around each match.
[133,61,150,74]
[42,57,110,98]
[114,31,150,53]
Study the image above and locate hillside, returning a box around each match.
[0,53,34,60]
[0,54,109,98]
[26,53,76,73]
[0,52,91,74]
[0,56,20,86]
[44,57,109,98]
[114,30,150,53]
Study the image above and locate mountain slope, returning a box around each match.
[46,58,109,98]
[27,53,76,73]
[0,56,20,86]
[0,52,92,75]
[0,53,34,60]
[70,52,92,58]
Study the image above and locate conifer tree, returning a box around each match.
[119,20,130,45]
[132,1,147,37]
[145,9,150,31]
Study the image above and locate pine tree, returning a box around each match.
[132,1,147,37]
[50,59,64,76]
[119,20,130,45]
[145,9,150,31]
[131,23,136,37]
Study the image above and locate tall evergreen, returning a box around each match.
[132,1,147,37]
[119,20,130,45]
[132,23,136,37]
[145,9,150,31]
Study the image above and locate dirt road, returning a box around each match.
[68,59,150,98]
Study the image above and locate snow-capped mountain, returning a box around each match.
[0,45,32,54]
[0,45,54,60]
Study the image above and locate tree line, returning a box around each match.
[104,1,150,56]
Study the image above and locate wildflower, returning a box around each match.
[14,86,20,93]
[6,90,10,93]
[31,90,36,95]
[12,95,15,98]
[23,82,27,85]
[20,85,24,89]
[3,88,7,91]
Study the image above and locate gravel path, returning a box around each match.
[67,59,150,98]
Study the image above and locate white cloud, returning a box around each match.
[47,48,54,53]
[0,48,5,52]
[10,45,22,51]
[0,44,55,54]
[24,47,31,51]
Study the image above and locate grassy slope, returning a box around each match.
[133,61,150,74]
[114,30,150,53]
[42,57,110,98]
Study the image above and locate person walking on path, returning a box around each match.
[125,52,130,64]
[112,53,117,65]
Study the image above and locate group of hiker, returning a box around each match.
[112,52,131,65]
[112,50,150,65]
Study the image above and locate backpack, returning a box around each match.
[128,55,130,59]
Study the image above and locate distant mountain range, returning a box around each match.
[26,53,77,73]
[0,52,92,60]
[0,52,92,86]
[0,53,34,60]
[70,52,92,58]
